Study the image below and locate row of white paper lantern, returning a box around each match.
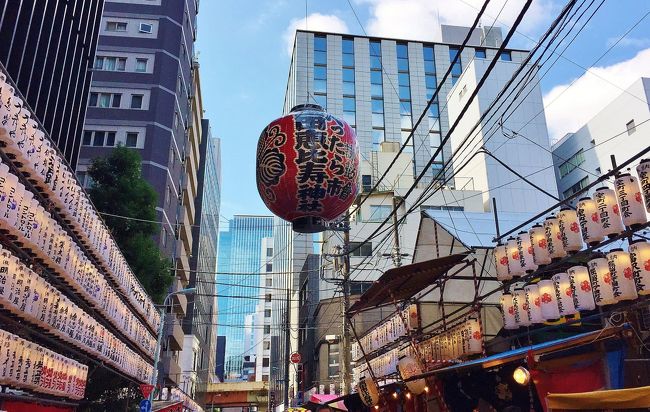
[495,165,650,280]
[353,347,400,384]
[501,241,650,329]
[168,387,205,412]
[0,166,156,352]
[0,329,88,400]
[413,318,483,364]
[0,246,154,383]
[0,74,159,330]
[351,304,418,359]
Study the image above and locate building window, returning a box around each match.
[349,242,372,257]
[626,119,636,135]
[125,132,139,147]
[350,281,373,295]
[370,40,384,151]
[264,309,271,318]
[421,205,465,212]
[475,48,486,58]
[130,94,144,109]
[89,92,121,108]
[313,35,327,109]
[342,38,356,128]
[362,175,372,192]
[263,341,270,350]
[500,51,512,61]
[165,185,172,205]
[139,22,153,33]
[94,56,126,71]
[83,130,116,147]
[558,149,585,178]
[106,21,127,32]
[563,176,589,199]
[265,278,272,287]
[265,263,272,272]
[265,294,272,302]
[368,205,392,222]
[397,43,413,154]
[266,247,273,257]
[449,46,462,85]
[328,343,340,379]
[262,358,270,367]
[263,325,271,334]
[135,58,148,72]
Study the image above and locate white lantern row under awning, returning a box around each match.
[0,76,159,331]
[352,304,418,359]
[0,244,154,384]
[0,328,88,400]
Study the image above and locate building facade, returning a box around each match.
[76,0,202,389]
[216,215,273,380]
[552,77,650,202]
[0,0,104,167]
[254,237,274,382]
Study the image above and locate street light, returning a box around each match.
[149,287,197,404]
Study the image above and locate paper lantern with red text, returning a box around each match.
[256,104,359,233]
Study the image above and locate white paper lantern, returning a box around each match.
[629,240,650,295]
[614,174,648,228]
[637,159,650,213]
[500,293,517,329]
[557,207,583,253]
[538,280,560,320]
[577,197,605,245]
[594,187,625,238]
[398,356,426,394]
[465,318,483,354]
[530,224,551,266]
[506,237,524,277]
[606,249,638,301]
[357,377,379,406]
[588,256,618,306]
[524,284,543,323]
[544,216,567,259]
[512,288,531,326]
[516,231,538,273]
[552,272,577,315]
[494,244,511,280]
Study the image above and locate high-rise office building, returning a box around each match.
[181,122,221,397]
[0,0,104,167]
[254,237,274,382]
[216,215,273,380]
[76,0,202,389]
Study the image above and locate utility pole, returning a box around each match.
[283,286,291,409]
[340,214,352,395]
[391,196,403,268]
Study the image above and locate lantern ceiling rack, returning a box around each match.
[0,230,154,364]
[0,63,157,338]
[0,63,159,334]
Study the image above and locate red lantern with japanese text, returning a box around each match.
[256,104,359,233]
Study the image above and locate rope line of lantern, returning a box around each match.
[0,329,88,400]
[0,158,157,355]
[0,69,160,333]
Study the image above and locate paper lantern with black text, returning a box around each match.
[524,284,543,323]
[506,237,524,277]
[530,224,551,266]
[588,256,618,306]
[544,215,566,259]
[538,280,560,320]
[494,244,511,280]
[398,356,426,394]
[606,249,638,301]
[552,272,577,315]
[594,187,624,238]
[637,159,650,213]
[500,293,517,329]
[513,288,531,327]
[517,231,538,273]
[577,197,605,245]
[558,207,583,252]
[614,173,648,227]
[629,240,650,295]
[357,377,380,406]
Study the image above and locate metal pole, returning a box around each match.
[340,215,352,395]
[492,197,501,241]
[391,196,403,267]
[149,304,166,403]
[283,286,291,409]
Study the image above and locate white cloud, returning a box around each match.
[356,0,557,42]
[543,48,650,142]
[606,36,650,49]
[283,13,350,56]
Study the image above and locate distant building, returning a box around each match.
[217,215,273,380]
[0,0,104,167]
[254,237,274,382]
[552,77,650,203]
[215,336,226,382]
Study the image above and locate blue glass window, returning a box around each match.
[371,99,383,113]
[423,46,434,61]
[343,68,355,82]
[370,55,382,70]
[398,73,410,87]
[425,75,437,89]
[399,86,411,100]
[314,35,327,51]
[313,94,327,109]
[370,41,381,56]
[424,60,436,74]
[314,80,326,93]
[396,43,408,59]
[343,53,354,67]
[372,113,384,127]
[314,66,326,80]
[343,97,356,112]
[371,84,383,97]
[342,38,354,54]
[500,51,512,61]
[343,81,355,95]
[370,71,382,84]
[314,51,327,65]
[475,48,486,58]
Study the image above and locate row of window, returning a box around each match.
[82,130,139,147]
[89,92,145,109]
[558,149,585,178]
[106,21,153,34]
[94,55,149,72]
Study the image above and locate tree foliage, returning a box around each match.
[87,145,173,303]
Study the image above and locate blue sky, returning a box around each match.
[196,0,650,220]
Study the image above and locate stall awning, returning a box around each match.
[152,401,184,412]
[347,252,470,315]
[546,385,650,410]
[306,394,348,411]
[407,326,623,380]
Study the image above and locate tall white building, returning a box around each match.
[552,77,650,201]
[254,237,274,382]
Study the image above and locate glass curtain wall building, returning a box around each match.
[216,215,273,380]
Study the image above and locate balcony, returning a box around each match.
[176,251,190,284]
[183,187,195,227]
[161,353,181,386]
[166,317,185,351]
[179,208,193,256]
[171,280,188,317]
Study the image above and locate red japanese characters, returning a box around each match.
[256,104,359,232]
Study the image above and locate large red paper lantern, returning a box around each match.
[256,104,360,232]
